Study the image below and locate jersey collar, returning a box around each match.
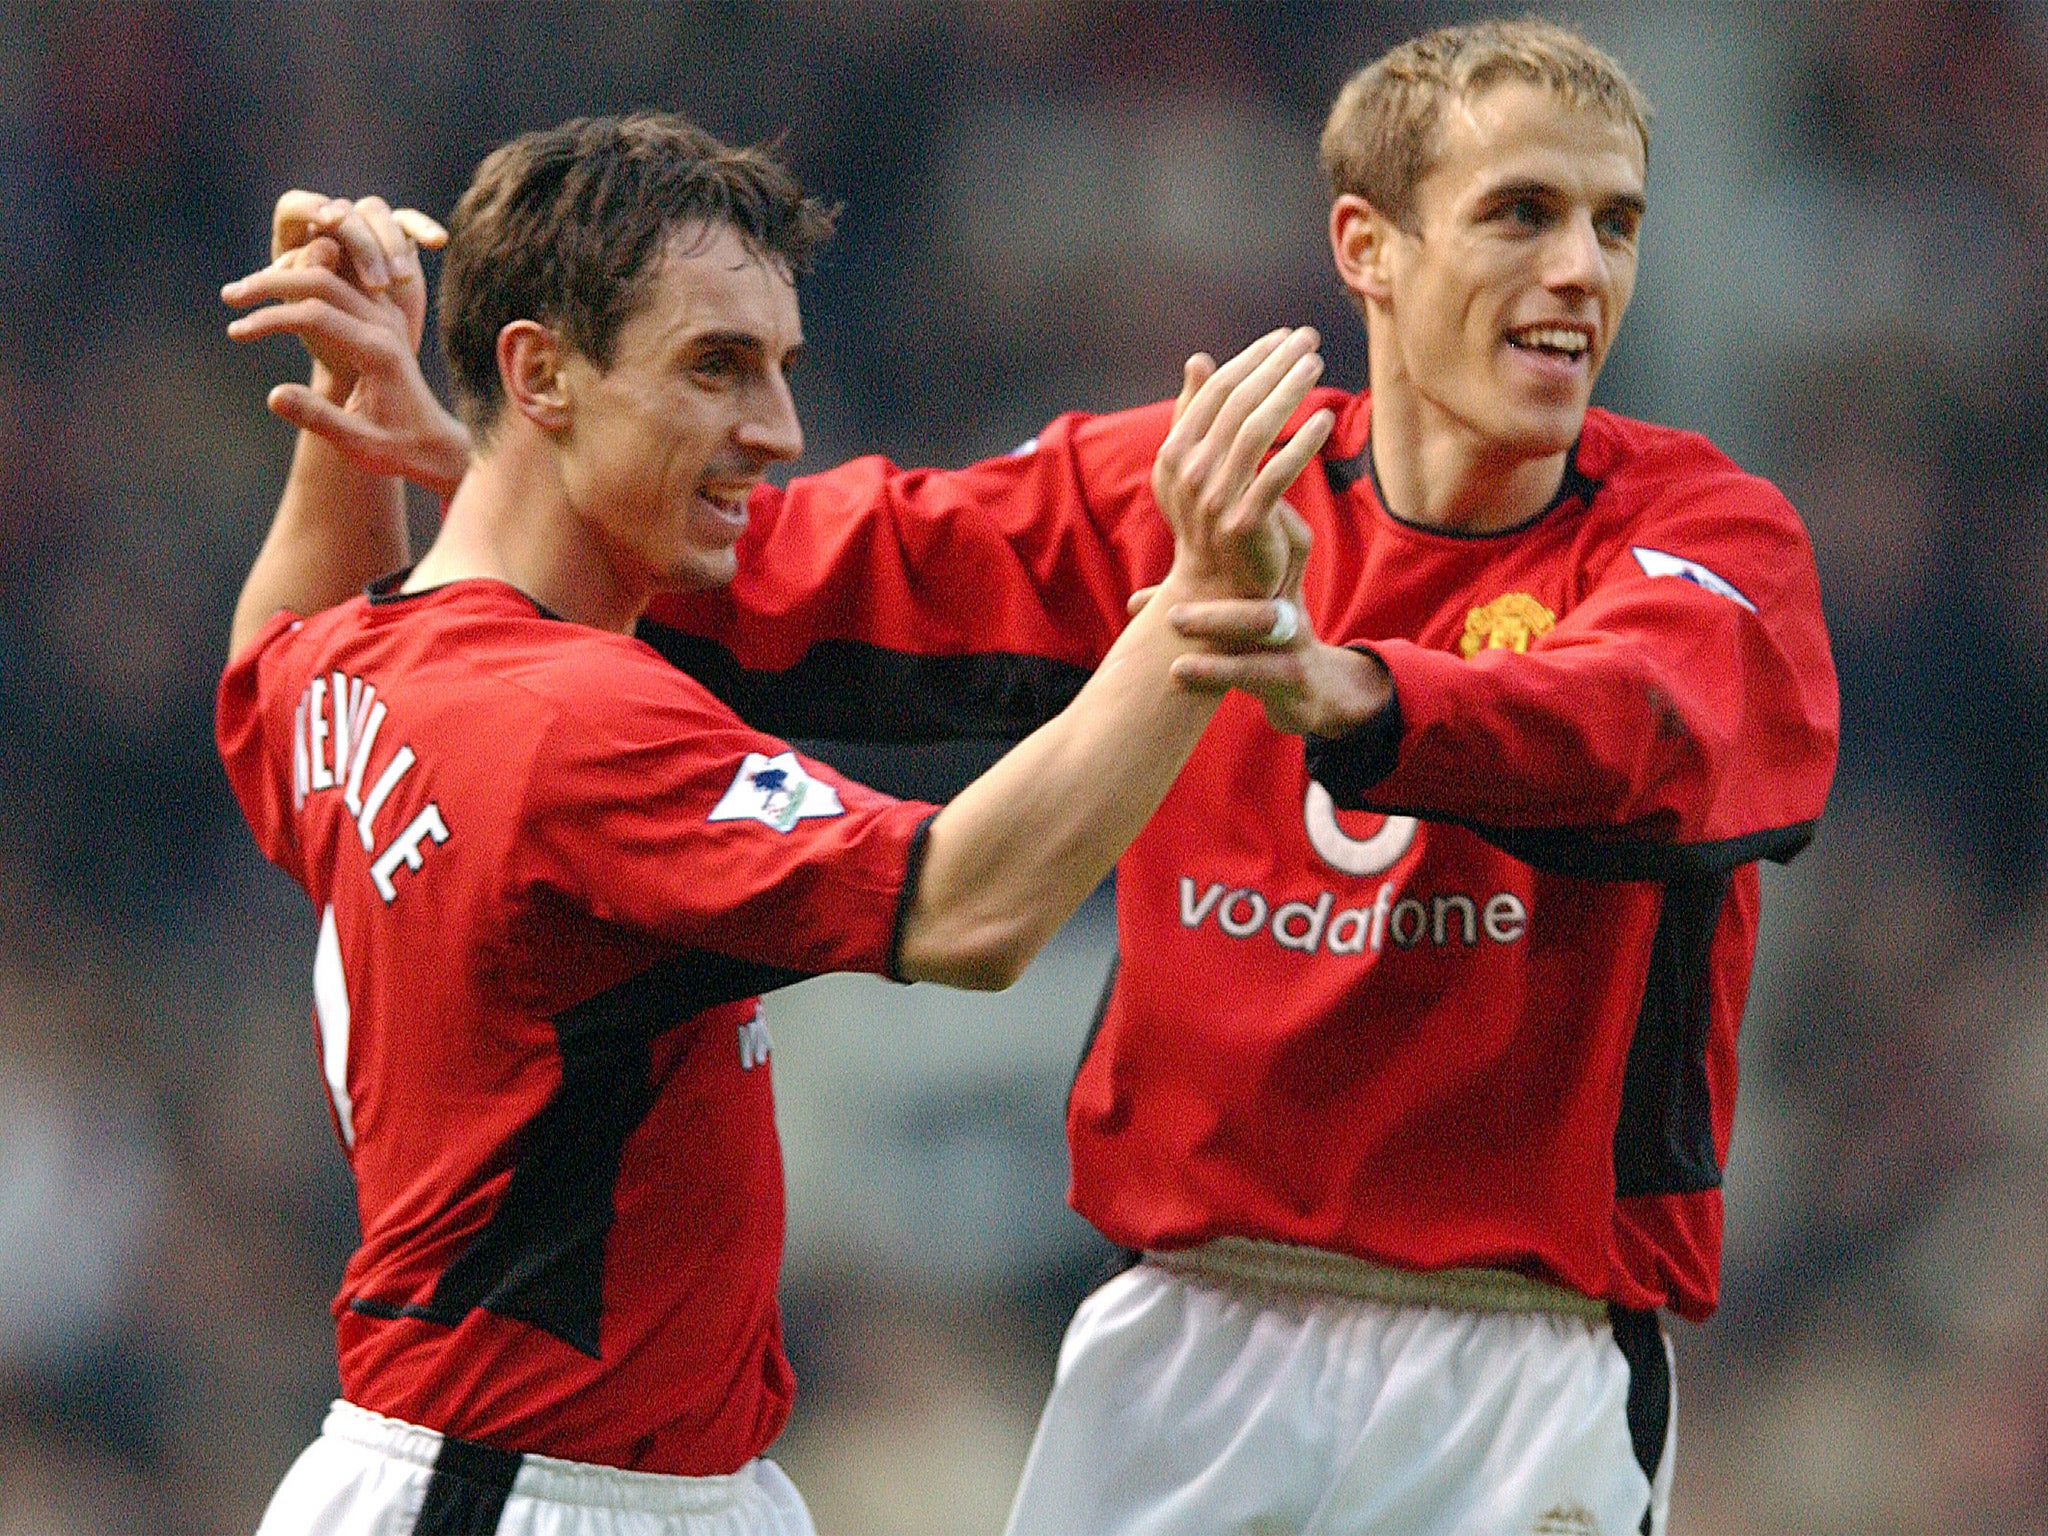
[1324,423,1601,541]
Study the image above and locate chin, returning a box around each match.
[1497,399,1590,457]
[668,548,741,592]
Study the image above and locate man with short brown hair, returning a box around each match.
[219,110,1331,1536]
[244,18,1836,1534]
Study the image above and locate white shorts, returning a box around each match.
[254,1400,816,1536]
[1004,1241,1675,1536]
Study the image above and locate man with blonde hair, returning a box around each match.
[239,17,1836,1535]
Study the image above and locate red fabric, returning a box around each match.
[646,393,1838,1322]
[217,580,933,1472]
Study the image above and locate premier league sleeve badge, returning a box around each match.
[707,751,847,833]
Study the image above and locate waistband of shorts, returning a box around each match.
[1143,1236,1609,1322]
[320,1399,771,1514]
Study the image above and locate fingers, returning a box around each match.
[1164,597,1299,648]
[392,208,449,249]
[222,261,384,321]
[266,191,445,288]
[231,233,343,288]
[266,385,403,473]
[1163,333,1286,479]
[1210,368,1326,540]
[225,296,401,372]
[1168,650,1306,694]
[1170,353,1215,426]
[273,194,389,286]
[271,189,335,260]
[1126,584,1161,616]
[1199,328,1320,462]
[1157,328,1321,534]
[327,200,395,292]
[356,200,430,310]
[1230,411,1334,545]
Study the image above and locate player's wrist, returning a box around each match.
[1159,542,1283,604]
[1153,561,1242,607]
[414,409,474,499]
[1310,645,1393,739]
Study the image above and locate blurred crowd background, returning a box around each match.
[0,2,2043,1532]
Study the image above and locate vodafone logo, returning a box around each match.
[1178,875,1527,957]
[1173,784,1523,961]
[1304,782,1417,876]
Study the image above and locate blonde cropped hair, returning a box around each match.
[1319,17,1652,230]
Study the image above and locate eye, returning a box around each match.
[1596,205,1642,244]
[690,348,742,381]
[1502,196,1547,230]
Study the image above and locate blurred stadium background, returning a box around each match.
[1,2,2044,1531]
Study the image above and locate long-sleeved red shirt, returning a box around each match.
[644,390,1838,1320]
[219,579,934,1471]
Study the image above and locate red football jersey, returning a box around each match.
[216,578,936,1473]
[644,391,1839,1321]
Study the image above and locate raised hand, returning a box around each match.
[1150,326,1334,600]
[1130,326,1393,739]
[222,192,471,497]
[268,191,447,354]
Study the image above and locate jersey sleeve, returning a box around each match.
[519,661,941,982]
[636,405,1177,740]
[216,608,311,886]
[1307,468,1839,881]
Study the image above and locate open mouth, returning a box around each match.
[694,484,752,526]
[1506,323,1592,363]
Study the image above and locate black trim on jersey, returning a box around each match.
[1302,714,1819,884]
[1607,1304,1670,1535]
[1303,676,1404,798]
[1322,436,1599,540]
[349,949,811,1358]
[886,812,941,982]
[363,569,567,620]
[1066,951,1121,1113]
[1471,818,1815,883]
[363,568,420,605]
[1613,871,1729,1197]
[1322,439,1375,496]
[637,625,1086,742]
[414,1433,522,1536]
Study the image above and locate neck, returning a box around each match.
[1364,335,1573,535]
[406,432,646,634]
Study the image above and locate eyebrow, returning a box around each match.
[1480,177,1647,217]
[684,330,768,353]
[685,329,805,355]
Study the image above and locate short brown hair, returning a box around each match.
[439,112,837,435]
[1319,17,1652,230]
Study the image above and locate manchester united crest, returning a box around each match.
[1459,592,1556,658]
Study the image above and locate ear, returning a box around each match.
[497,320,571,431]
[1329,193,1397,307]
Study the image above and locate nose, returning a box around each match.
[735,372,804,466]
[1542,209,1608,297]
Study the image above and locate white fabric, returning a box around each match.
[254,1400,816,1536]
[1004,1262,1675,1536]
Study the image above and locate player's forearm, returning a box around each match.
[228,425,408,659]
[897,574,1222,990]
[1311,630,1838,851]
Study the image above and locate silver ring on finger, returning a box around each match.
[1261,597,1300,648]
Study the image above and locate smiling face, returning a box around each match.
[1351,81,1646,461]
[555,222,805,596]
